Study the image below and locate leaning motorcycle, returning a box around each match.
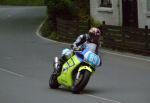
[49,44,101,93]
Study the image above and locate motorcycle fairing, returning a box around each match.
[76,48,101,67]
[78,66,93,72]
[57,55,81,88]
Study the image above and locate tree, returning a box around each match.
[46,0,90,33]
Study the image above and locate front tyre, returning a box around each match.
[72,70,91,94]
[49,73,60,89]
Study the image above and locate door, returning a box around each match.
[122,0,138,27]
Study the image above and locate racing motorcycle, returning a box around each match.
[49,43,101,93]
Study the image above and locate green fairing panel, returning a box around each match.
[57,55,81,88]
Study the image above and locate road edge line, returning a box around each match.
[86,94,122,103]
[36,17,150,62]
[0,67,24,78]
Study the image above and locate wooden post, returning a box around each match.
[102,21,106,31]
[102,21,106,36]
[145,25,149,51]
[102,21,106,47]
[102,21,105,25]
[122,26,125,50]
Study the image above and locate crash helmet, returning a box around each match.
[88,27,101,43]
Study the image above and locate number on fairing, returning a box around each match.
[88,54,96,63]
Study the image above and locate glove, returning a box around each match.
[71,44,77,50]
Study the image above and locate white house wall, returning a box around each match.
[144,0,150,29]
[90,0,150,29]
[147,17,150,29]
[90,0,121,26]
[138,0,147,28]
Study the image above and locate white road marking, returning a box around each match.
[86,94,122,103]
[35,17,72,45]
[102,50,150,62]
[0,67,24,78]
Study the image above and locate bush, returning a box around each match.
[47,0,77,20]
[77,0,90,22]
[42,0,90,42]
[40,18,54,37]
[90,17,102,28]
[46,0,78,33]
[48,32,59,40]
[0,0,44,5]
[40,19,59,40]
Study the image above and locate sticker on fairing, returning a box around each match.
[84,51,100,66]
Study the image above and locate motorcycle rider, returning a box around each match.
[54,27,102,75]
[72,27,101,54]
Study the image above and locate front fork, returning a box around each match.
[75,72,80,80]
[75,66,93,82]
[54,57,60,70]
[53,57,61,75]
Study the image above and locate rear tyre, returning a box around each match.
[49,73,60,89]
[72,70,91,94]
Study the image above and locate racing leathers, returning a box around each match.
[72,34,100,54]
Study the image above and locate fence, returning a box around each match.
[56,18,89,42]
[102,22,150,55]
[56,18,150,55]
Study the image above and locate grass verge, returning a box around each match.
[40,18,75,43]
[0,0,44,6]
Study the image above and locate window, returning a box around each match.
[100,0,112,8]
[147,0,150,11]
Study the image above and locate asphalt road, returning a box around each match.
[0,6,150,103]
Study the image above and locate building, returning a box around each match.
[90,0,150,29]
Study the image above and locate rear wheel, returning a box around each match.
[72,70,91,94]
[49,73,60,89]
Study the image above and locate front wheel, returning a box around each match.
[49,73,60,89]
[72,70,91,94]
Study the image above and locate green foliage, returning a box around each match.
[0,0,44,5]
[40,19,52,37]
[48,32,59,40]
[77,0,90,22]
[40,18,60,40]
[90,17,102,28]
[46,0,79,37]
[42,0,90,43]
[47,0,77,19]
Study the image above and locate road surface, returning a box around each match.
[0,6,150,103]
